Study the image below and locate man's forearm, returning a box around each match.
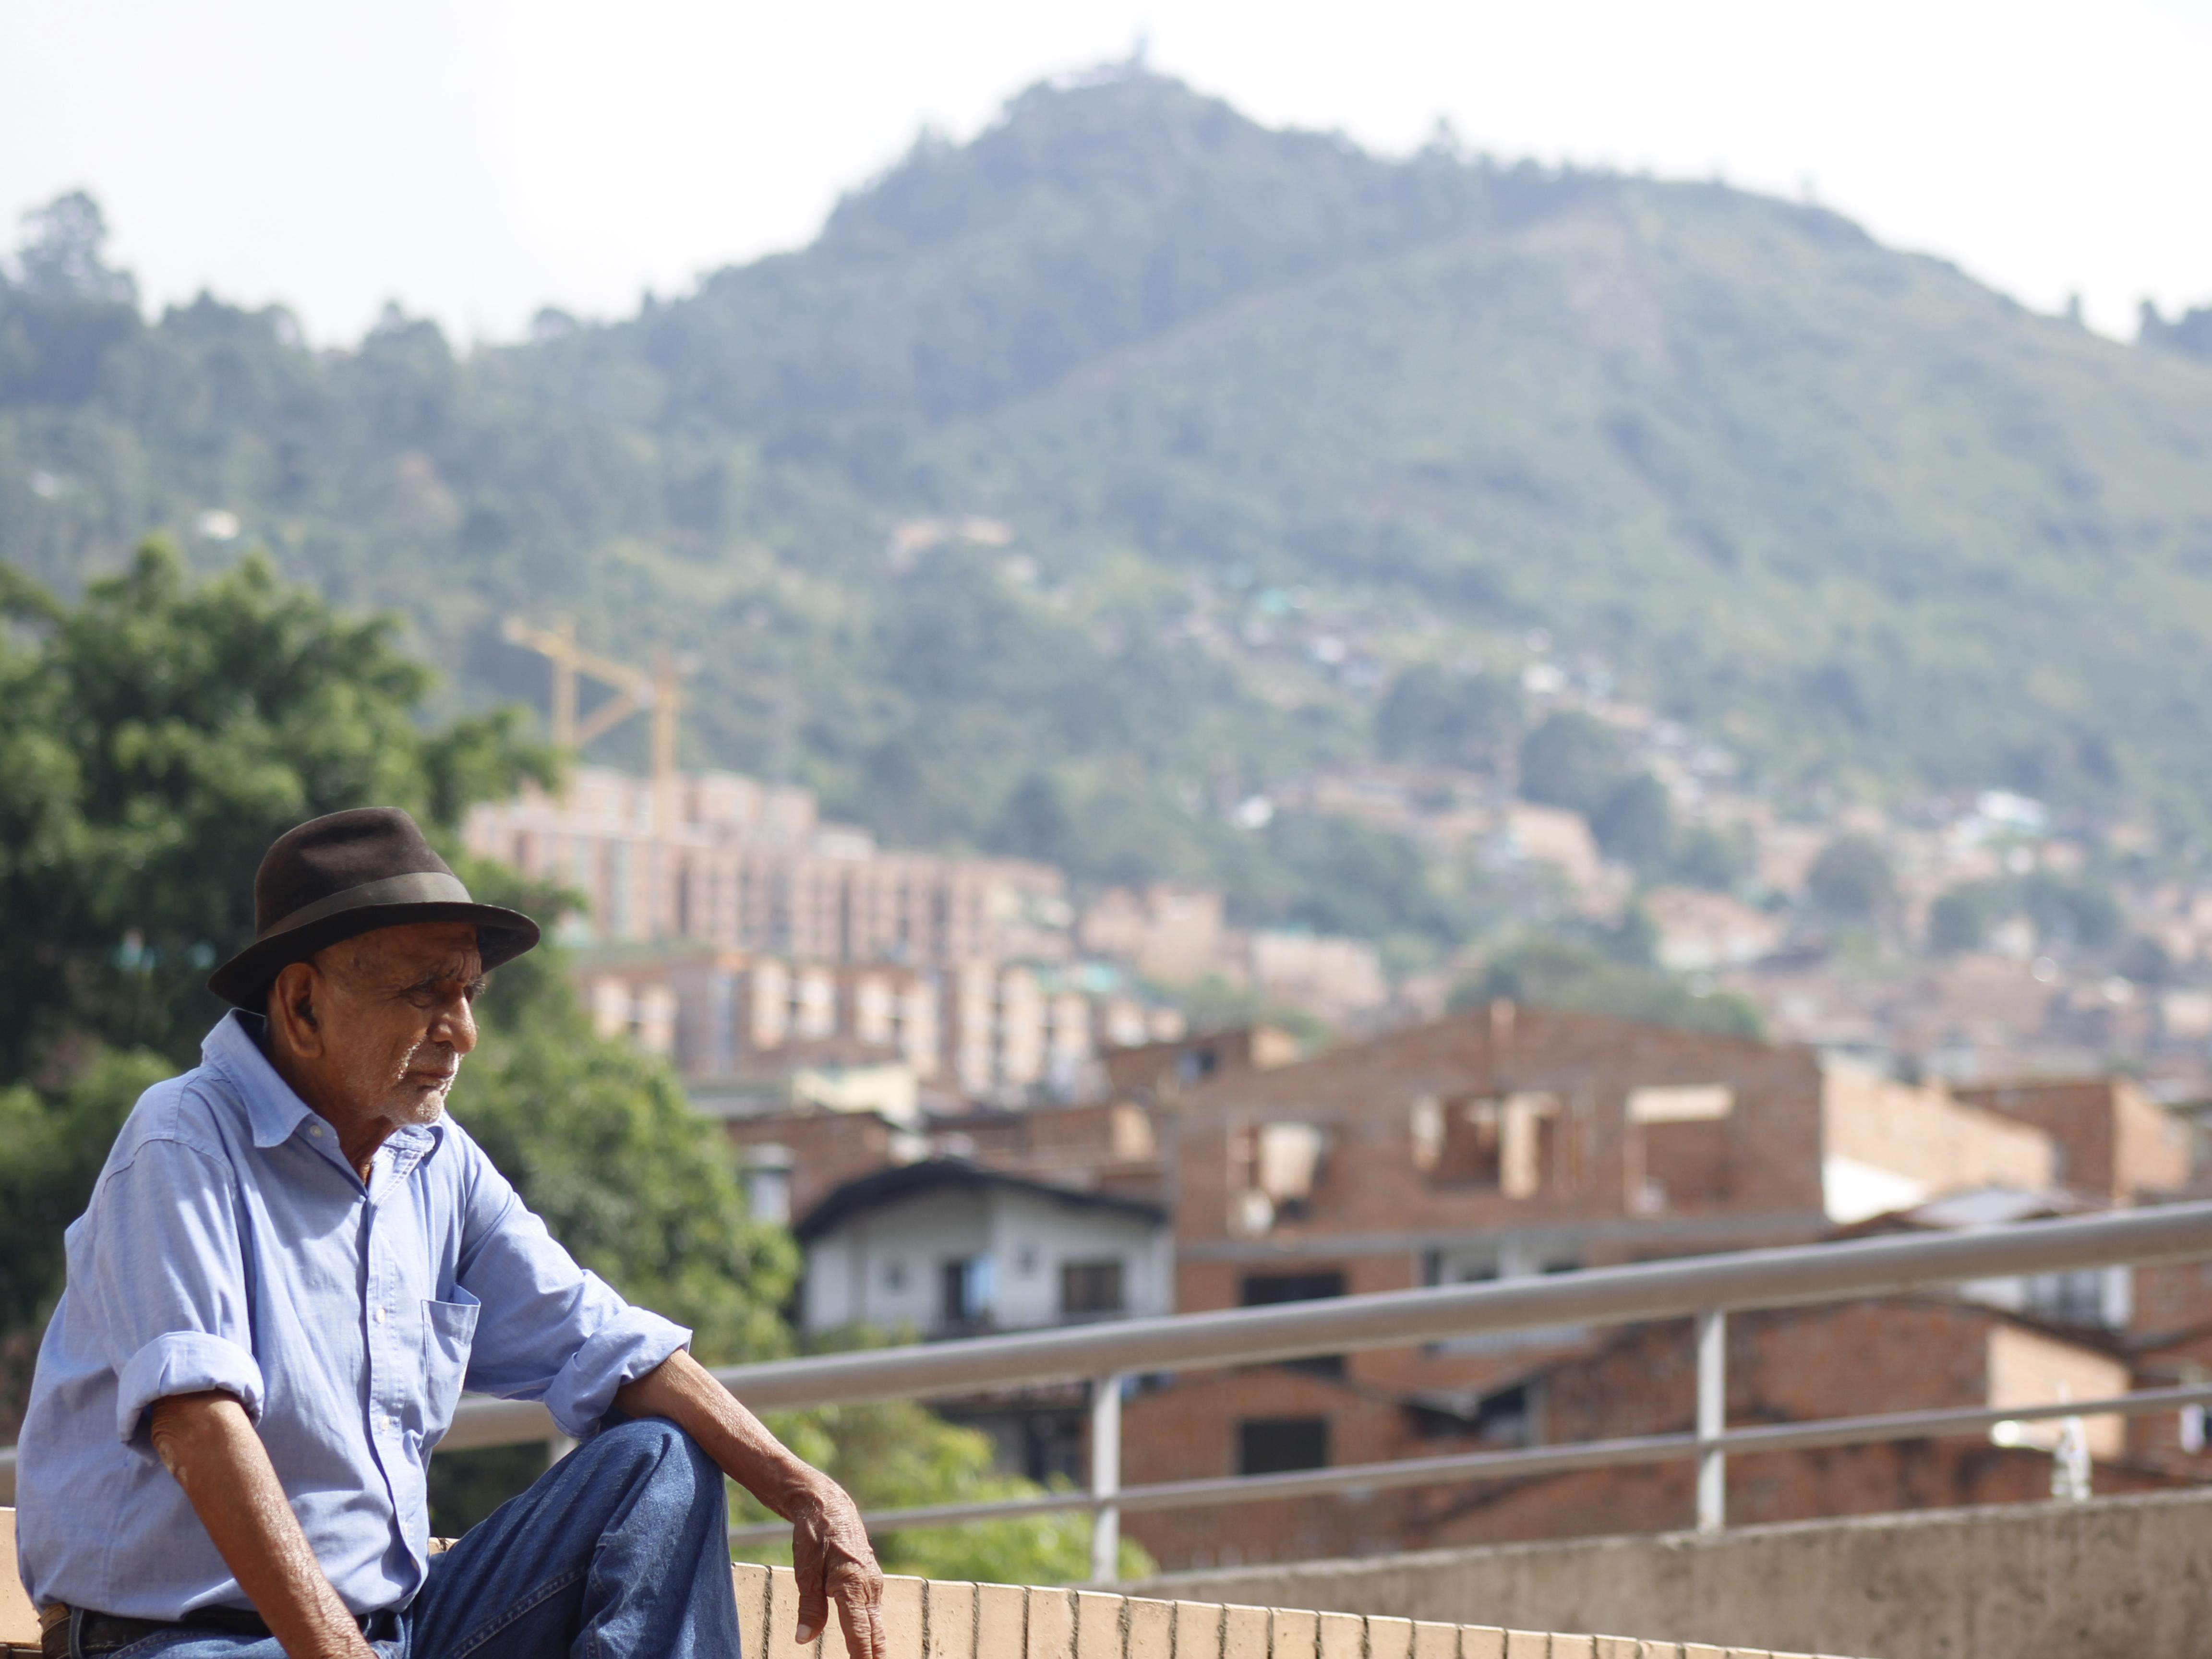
[148,1391,373,1659]
[613,1347,823,1518]
[615,1349,884,1659]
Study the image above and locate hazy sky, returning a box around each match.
[4,0,2207,347]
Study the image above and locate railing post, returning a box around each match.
[1090,1371,1124,1583]
[1695,1307,1725,1532]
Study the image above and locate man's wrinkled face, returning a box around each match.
[290,920,484,1129]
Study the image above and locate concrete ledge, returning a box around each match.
[1136,1488,2212,1659]
[733,1562,1860,1659]
[0,1509,1858,1658]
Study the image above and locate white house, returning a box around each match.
[795,1161,1173,1338]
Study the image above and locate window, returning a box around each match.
[2025,1268,2115,1327]
[1256,1122,1327,1216]
[1240,1271,1347,1377]
[940,1255,994,1327]
[1628,1088,1736,1211]
[1060,1260,1126,1318]
[1176,1047,1220,1087]
[1240,1271,1346,1304]
[742,1147,793,1226]
[1423,1094,1563,1195]
[1433,1098,1504,1186]
[1237,1417,1330,1475]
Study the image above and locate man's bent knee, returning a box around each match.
[582,1417,719,1502]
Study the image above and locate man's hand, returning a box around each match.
[788,1471,885,1657]
[616,1349,885,1659]
[148,1391,376,1659]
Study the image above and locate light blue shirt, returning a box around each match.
[15,1011,691,1621]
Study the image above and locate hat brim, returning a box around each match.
[206,901,542,1010]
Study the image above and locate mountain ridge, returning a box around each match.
[4,69,2212,900]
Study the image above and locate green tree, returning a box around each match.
[993,771,1076,865]
[2019,872,2122,950]
[0,544,555,1420]
[1374,665,1522,768]
[1590,774,1672,869]
[1453,938,1764,1039]
[1805,836,1895,926]
[0,541,554,1081]
[1243,813,1461,946]
[1666,824,1752,892]
[1516,713,1626,818]
[2116,935,2172,986]
[1926,884,1997,954]
[732,1398,1153,1584]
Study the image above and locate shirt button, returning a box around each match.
[308,1125,323,1138]
[373,1307,385,1325]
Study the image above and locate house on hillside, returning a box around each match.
[792,1160,1173,1483]
[793,1161,1173,1339]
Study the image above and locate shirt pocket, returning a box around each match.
[418,1288,481,1443]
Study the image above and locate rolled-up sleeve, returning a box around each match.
[452,1147,689,1441]
[82,1141,265,1451]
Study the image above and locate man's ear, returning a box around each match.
[267,961,325,1057]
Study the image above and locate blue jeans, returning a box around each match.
[76,1419,739,1659]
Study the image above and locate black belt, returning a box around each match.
[42,1601,392,1657]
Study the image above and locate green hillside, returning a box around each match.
[6,68,2212,899]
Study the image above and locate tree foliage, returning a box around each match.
[11,69,2212,896]
[1805,836,1896,926]
[1590,773,1673,870]
[1455,937,1765,1040]
[0,540,554,1080]
[733,1398,1152,1584]
[1374,666,1522,769]
[1516,713,1625,818]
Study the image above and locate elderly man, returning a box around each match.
[16,808,885,1659]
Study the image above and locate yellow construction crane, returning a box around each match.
[502,616,695,815]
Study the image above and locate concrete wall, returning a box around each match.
[1140,1489,2212,1659]
[0,1512,1866,1659]
[1818,1069,2053,1224]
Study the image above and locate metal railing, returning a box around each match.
[8,1202,2212,1580]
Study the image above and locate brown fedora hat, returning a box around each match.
[207,807,541,1009]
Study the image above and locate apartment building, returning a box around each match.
[1075,884,1391,1021]
[572,940,1182,1104]
[464,767,1070,965]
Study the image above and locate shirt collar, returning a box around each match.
[199,1012,447,1166]
[204,1010,319,1149]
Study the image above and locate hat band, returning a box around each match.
[258,870,475,940]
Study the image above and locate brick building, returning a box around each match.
[1108,1009,2201,1567]
[736,1001,2203,1570]
[1952,1076,2192,1205]
[1121,1298,2184,1571]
